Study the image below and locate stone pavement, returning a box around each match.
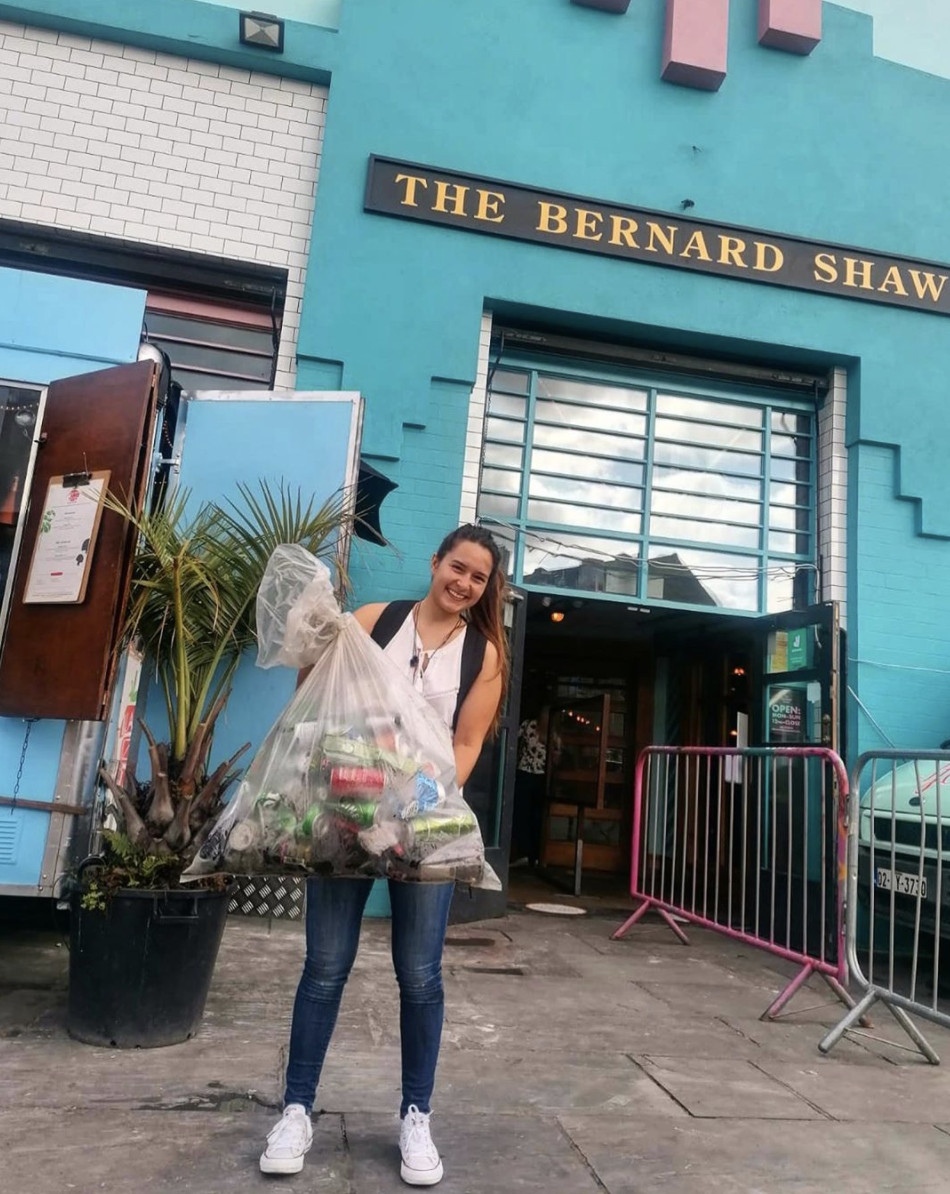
[5,891,950,1193]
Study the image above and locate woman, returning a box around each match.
[260,524,508,1187]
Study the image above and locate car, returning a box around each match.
[857,754,950,945]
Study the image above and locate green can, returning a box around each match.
[408,811,477,844]
[334,800,378,829]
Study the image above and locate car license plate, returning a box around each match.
[875,867,927,898]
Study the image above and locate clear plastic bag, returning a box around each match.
[183,545,500,890]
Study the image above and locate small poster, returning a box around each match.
[23,471,110,604]
[767,684,807,744]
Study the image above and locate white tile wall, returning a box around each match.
[459,310,493,524]
[818,367,848,627]
[0,20,327,389]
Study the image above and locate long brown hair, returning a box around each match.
[434,523,510,730]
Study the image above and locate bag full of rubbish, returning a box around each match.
[183,543,499,890]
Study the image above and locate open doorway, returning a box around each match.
[508,593,783,903]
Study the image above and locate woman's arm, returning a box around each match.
[452,640,503,787]
[297,602,386,688]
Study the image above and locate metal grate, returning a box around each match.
[0,818,21,865]
[228,875,305,920]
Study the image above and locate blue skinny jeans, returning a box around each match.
[283,877,454,1117]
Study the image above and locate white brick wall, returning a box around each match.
[0,20,327,389]
[818,367,848,627]
[459,310,493,525]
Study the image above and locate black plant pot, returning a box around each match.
[67,887,230,1048]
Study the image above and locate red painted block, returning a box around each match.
[758,0,822,55]
[662,0,729,92]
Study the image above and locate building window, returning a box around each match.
[477,359,816,615]
[144,294,277,392]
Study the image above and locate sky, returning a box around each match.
[836,0,950,79]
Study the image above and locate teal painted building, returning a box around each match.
[1,0,949,894]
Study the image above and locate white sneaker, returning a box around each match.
[399,1105,444,1186]
[260,1104,313,1175]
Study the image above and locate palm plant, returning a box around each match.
[92,480,352,893]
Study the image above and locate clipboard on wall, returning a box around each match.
[22,470,111,605]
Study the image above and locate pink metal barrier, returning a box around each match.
[612,746,854,1020]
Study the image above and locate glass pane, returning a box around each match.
[485,416,524,444]
[487,392,527,418]
[771,433,812,459]
[146,312,273,353]
[771,409,811,436]
[767,564,797,612]
[536,376,648,411]
[769,504,810,531]
[651,490,761,525]
[480,467,522,495]
[653,441,762,475]
[477,492,519,518]
[523,533,640,590]
[650,515,760,550]
[535,398,647,437]
[654,465,761,502]
[531,448,644,486]
[770,479,809,506]
[654,417,761,452]
[173,368,269,391]
[581,815,622,844]
[529,473,641,510]
[527,500,642,535]
[647,546,759,611]
[658,393,763,428]
[771,456,811,483]
[149,336,272,381]
[0,384,42,622]
[533,422,646,457]
[768,530,806,554]
[548,814,578,842]
[490,369,529,394]
[483,441,523,469]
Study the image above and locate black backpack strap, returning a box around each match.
[369,600,415,649]
[453,625,488,731]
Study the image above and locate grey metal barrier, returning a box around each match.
[821,750,950,1063]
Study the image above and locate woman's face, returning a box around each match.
[429,540,494,615]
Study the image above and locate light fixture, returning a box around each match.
[239,11,285,52]
[550,610,565,623]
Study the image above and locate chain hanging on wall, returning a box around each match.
[9,716,38,814]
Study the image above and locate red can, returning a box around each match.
[329,766,385,799]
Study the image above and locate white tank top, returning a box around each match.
[382,609,465,733]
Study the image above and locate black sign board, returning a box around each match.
[365,156,950,319]
[767,684,808,745]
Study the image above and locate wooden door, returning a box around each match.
[0,361,159,720]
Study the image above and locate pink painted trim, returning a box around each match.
[758,0,822,55]
[662,0,729,92]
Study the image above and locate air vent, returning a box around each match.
[0,819,22,865]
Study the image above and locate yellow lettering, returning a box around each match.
[754,242,784,273]
[718,236,748,268]
[909,269,948,303]
[394,173,428,208]
[680,230,711,261]
[877,265,908,296]
[433,181,469,216]
[474,189,505,223]
[646,222,678,255]
[608,215,640,248]
[537,202,569,235]
[843,258,875,290]
[574,208,604,242]
[813,253,838,283]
